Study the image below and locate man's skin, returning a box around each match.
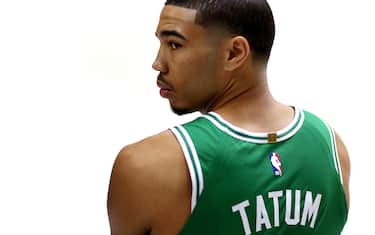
[107,5,350,235]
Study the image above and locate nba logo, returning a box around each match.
[269,152,283,176]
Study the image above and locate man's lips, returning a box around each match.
[157,80,172,98]
[159,88,170,98]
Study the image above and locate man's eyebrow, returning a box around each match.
[156,30,187,41]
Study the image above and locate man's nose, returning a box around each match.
[152,50,168,73]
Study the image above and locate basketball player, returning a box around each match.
[107,0,350,234]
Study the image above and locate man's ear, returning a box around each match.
[224,36,250,71]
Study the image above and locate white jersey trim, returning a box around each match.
[323,121,344,185]
[170,127,198,212]
[203,115,269,144]
[170,126,204,212]
[177,126,204,196]
[203,107,304,144]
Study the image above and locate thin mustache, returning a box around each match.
[157,74,172,88]
[157,73,166,82]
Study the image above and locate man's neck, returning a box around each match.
[200,70,294,133]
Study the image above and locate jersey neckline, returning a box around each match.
[202,107,305,144]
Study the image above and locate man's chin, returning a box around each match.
[170,106,196,116]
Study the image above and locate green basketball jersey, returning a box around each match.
[170,108,348,235]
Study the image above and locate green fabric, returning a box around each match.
[175,109,348,235]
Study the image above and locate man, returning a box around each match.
[107,0,350,234]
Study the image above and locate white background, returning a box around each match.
[0,0,374,234]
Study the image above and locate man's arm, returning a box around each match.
[107,130,191,235]
[107,143,152,235]
[335,132,351,209]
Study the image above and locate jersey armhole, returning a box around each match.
[170,126,204,213]
[323,122,344,185]
[323,121,350,215]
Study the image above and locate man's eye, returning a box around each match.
[168,42,181,50]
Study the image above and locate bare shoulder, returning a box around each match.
[113,130,182,175]
[107,130,191,235]
[334,131,351,209]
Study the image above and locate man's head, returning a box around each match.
[153,0,275,115]
[165,0,275,63]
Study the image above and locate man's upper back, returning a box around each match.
[108,108,349,235]
[172,108,348,234]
